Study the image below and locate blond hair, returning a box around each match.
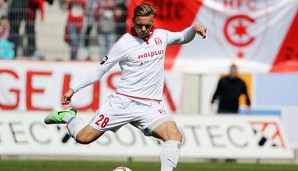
[134,3,157,17]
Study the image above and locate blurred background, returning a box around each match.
[0,0,298,164]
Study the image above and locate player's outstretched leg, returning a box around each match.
[44,108,85,141]
[44,108,77,124]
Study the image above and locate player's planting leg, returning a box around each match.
[160,140,181,171]
[152,121,183,171]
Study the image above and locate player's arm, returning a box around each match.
[61,65,107,105]
[167,24,207,45]
[61,40,126,105]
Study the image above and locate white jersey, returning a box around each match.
[71,26,197,101]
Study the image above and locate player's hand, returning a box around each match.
[193,24,207,39]
[61,88,74,105]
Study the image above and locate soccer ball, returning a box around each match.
[113,166,132,171]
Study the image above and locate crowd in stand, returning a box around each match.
[0,0,127,60]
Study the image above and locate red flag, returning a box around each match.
[270,10,298,72]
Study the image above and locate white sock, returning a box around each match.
[62,113,75,123]
[66,117,85,140]
[160,140,181,171]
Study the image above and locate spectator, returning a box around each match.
[0,0,7,17]
[114,0,127,39]
[7,0,29,57]
[63,0,87,60]
[0,15,9,39]
[7,0,52,58]
[25,0,52,58]
[83,0,97,60]
[0,15,14,59]
[211,63,251,114]
[94,0,119,60]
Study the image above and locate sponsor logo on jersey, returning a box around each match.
[154,37,162,45]
[100,56,108,64]
[137,50,164,59]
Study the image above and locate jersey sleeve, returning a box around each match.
[99,40,127,72]
[166,25,196,45]
[71,64,106,93]
[71,39,127,93]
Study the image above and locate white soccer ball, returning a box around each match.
[113,166,132,171]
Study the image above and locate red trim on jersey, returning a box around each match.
[129,27,138,37]
[129,27,155,44]
[116,92,162,102]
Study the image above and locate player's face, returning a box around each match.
[133,14,154,38]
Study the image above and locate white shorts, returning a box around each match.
[89,93,174,136]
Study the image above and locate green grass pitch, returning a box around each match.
[1,160,298,171]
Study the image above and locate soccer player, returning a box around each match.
[44,3,206,171]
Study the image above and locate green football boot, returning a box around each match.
[44,108,77,124]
